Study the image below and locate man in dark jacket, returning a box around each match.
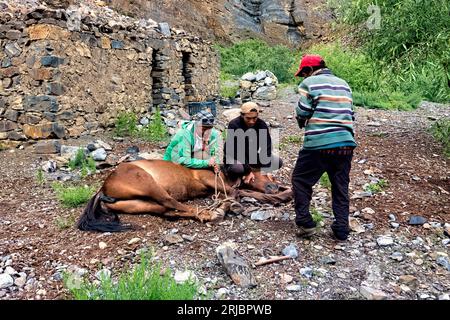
[223,102,283,184]
[292,54,357,241]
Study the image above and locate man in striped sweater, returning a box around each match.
[292,54,357,241]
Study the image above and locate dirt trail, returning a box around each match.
[0,93,449,300]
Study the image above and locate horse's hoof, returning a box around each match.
[229,201,243,215]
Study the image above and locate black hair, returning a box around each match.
[300,60,327,76]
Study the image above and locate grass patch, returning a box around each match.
[64,253,202,300]
[311,207,324,225]
[114,112,139,138]
[68,148,96,178]
[429,118,450,158]
[36,168,45,185]
[140,108,168,142]
[114,109,168,142]
[216,39,297,83]
[55,214,76,230]
[220,85,239,99]
[320,173,331,191]
[364,179,388,194]
[52,182,96,208]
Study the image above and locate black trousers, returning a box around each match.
[224,155,283,179]
[292,148,353,233]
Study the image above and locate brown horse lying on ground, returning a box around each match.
[77,159,292,232]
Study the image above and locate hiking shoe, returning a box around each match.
[332,230,349,241]
[296,226,317,238]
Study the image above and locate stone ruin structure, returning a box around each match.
[0,1,220,145]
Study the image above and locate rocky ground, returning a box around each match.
[0,91,449,300]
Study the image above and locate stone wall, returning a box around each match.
[0,2,220,142]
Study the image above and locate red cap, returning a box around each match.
[294,54,324,77]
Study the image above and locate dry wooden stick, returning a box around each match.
[254,255,292,267]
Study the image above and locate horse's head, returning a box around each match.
[245,171,280,194]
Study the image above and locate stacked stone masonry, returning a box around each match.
[0,5,220,141]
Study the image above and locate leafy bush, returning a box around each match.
[327,0,450,104]
[311,207,324,225]
[220,85,239,99]
[68,148,96,178]
[36,168,45,185]
[320,173,331,191]
[140,107,168,142]
[364,179,388,194]
[64,253,201,300]
[216,39,297,83]
[52,183,96,208]
[114,112,139,137]
[430,118,450,157]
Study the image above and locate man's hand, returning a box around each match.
[243,172,255,184]
[208,157,216,167]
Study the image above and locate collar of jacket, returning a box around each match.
[311,68,333,76]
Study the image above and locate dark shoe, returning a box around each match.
[332,230,349,241]
[296,226,317,238]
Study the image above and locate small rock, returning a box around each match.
[216,288,229,299]
[91,148,107,161]
[42,160,57,173]
[14,276,26,287]
[95,269,111,280]
[409,216,427,225]
[436,257,450,271]
[300,267,313,279]
[5,266,16,275]
[98,242,107,249]
[320,256,336,265]
[128,238,140,245]
[388,214,396,222]
[250,210,273,221]
[377,235,394,246]
[241,197,258,204]
[367,122,382,127]
[349,217,365,234]
[442,239,450,246]
[282,244,298,258]
[399,275,417,286]
[414,259,424,266]
[174,270,196,284]
[36,289,46,296]
[126,146,140,154]
[0,274,14,289]
[390,222,400,229]
[181,234,195,242]
[362,207,375,215]
[164,234,184,245]
[438,293,450,300]
[286,284,302,291]
[280,274,293,284]
[390,252,403,262]
[360,286,388,300]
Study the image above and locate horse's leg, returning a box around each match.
[104,200,167,214]
[104,165,193,212]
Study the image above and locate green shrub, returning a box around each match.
[36,168,45,185]
[68,148,96,177]
[364,179,388,194]
[430,118,450,157]
[140,107,168,142]
[220,85,239,99]
[320,173,331,191]
[64,253,201,300]
[327,0,450,104]
[52,183,96,208]
[311,207,323,225]
[216,39,297,83]
[115,112,139,137]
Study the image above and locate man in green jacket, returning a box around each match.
[164,110,220,171]
[292,54,357,241]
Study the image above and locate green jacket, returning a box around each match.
[163,121,220,169]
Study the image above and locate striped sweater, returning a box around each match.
[296,69,357,150]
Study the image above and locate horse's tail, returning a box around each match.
[77,191,132,232]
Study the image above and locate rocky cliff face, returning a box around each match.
[106,0,330,47]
